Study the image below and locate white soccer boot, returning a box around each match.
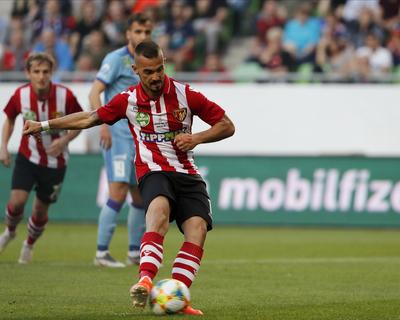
[0,229,16,253]
[94,251,126,268]
[18,240,33,264]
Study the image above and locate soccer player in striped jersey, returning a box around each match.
[23,41,235,315]
[0,52,82,263]
[89,13,152,268]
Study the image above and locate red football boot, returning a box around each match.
[129,277,153,308]
[180,305,204,316]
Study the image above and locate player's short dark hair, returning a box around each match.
[135,40,161,59]
[25,52,55,71]
[127,12,151,29]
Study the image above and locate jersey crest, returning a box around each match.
[173,108,187,122]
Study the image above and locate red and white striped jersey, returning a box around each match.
[3,83,83,168]
[97,76,225,181]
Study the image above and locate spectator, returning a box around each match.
[283,2,321,65]
[69,0,102,59]
[341,0,380,23]
[75,53,94,71]
[80,30,109,70]
[226,0,251,36]
[0,27,30,71]
[315,0,347,18]
[192,0,229,54]
[0,15,8,45]
[387,26,400,66]
[258,27,295,74]
[130,0,161,13]
[347,7,385,48]
[198,52,232,82]
[102,0,128,48]
[4,16,26,45]
[33,28,74,71]
[321,12,347,39]
[379,0,400,31]
[353,32,393,80]
[11,0,37,17]
[315,34,354,78]
[255,0,286,46]
[159,0,196,71]
[11,0,41,44]
[142,4,167,44]
[31,0,76,42]
[249,0,287,64]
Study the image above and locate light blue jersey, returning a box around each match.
[96,46,139,139]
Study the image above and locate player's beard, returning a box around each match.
[149,80,163,95]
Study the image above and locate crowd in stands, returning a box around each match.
[0,0,399,82]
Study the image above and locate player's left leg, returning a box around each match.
[18,197,50,264]
[172,173,212,316]
[174,216,207,316]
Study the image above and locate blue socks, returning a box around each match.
[97,199,123,251]
[127,202,145,253]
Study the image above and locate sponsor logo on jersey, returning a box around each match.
[140,129,188,143]
[173,108,187,122]
[123,56,132,67]
[136,112,150,127]
[23,111,36,120]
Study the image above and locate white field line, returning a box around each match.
[202,256,400,265]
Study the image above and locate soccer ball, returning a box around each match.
[150,279,190,315]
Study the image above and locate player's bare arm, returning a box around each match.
[47,129,82,157]
[174,114,235,152]
[23,111,103,135]
[89,79,112,149]
[0,116,15,167]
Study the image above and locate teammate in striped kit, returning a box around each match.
[23,41,235,315]
[0,53,82,264]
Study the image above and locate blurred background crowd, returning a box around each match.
[0,0,399,83]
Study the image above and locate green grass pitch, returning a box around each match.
[0,224,399,319]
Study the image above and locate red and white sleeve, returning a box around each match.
[97,92,129,125]
[185,85,225,126]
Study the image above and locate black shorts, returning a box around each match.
[138,171,213,233]
[12,153,66,204]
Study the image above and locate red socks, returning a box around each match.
[172,242,203,288]
[139,232,164,279]
[27,214,48,245]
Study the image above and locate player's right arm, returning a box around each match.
[23,110,102,135]
[0,116,15,167]
[24,92,129,136]
[89,79,112,149]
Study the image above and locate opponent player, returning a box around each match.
[23,41,235,315]
[0,52,82,263]
[89,13,152,267]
